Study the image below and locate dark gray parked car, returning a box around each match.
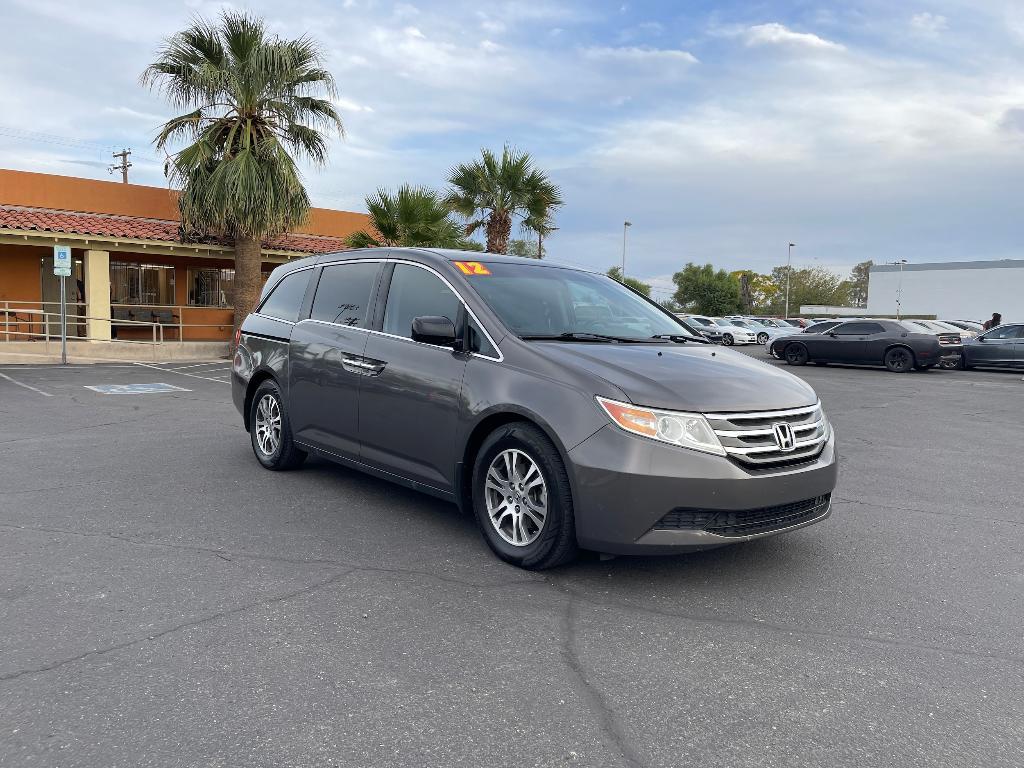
[779,320,950,372]
[232,249,838,569]
[960,323,1024,369]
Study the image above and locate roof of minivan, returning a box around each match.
[311,246,598,273]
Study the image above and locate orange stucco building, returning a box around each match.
[0,169,368,342]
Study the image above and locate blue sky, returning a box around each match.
[3,0,1023,300]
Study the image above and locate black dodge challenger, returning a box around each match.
[778,320,957,372]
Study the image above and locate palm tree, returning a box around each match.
[346,185,480,249]
[445,146,562,254]
[142,12,343,341]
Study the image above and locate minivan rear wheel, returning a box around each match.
[472,422,577,570]
[250,380,306,470]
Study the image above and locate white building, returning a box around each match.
[866,260,1024,323]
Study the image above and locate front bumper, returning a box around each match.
[567,425,838,555]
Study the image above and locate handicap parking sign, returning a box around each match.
[53,245,72,277]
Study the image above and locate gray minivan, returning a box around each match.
[232,248,837,569]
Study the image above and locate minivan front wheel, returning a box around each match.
[472,422,577,569]
[250,380,306,470]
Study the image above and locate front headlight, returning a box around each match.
[595,396,726,456]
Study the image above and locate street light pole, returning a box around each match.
[785,242,795,319]
[621,221,632,279]
[889,259,908,319]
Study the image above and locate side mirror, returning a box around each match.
[411,315,457,347]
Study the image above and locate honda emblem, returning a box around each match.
[772,422,796,452]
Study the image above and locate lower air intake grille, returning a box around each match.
[654,494,831,537]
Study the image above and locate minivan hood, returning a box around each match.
[532,342,818,413]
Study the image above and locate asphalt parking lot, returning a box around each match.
[1,353,1022,768]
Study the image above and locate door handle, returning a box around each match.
[342,355,386,376]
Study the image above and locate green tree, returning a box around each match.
[143,12,343,341]
[508,238,543,258]
[446,146,562,254]
[345,185,477,249]
[847,259,873,307]
[607,265,652,296]
[658,297,683,313]
[672,263,742,315]
[767,265,849,316]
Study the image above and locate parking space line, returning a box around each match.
[167,362,231,370]
[0,372,53,397]
[132,361,230,384]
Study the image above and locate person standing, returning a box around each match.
[982,312,1001,330]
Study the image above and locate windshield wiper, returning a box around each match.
[520,332,666,343]
[650,334,710,344]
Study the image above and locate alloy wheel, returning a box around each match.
[484,448,548,547]
[254,394,282,456]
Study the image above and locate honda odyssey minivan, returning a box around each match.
[232,248,838,569]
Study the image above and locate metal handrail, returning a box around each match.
[1,300,233,344]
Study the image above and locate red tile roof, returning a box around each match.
[0,205,348,254]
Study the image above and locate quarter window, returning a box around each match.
[309,263,380,327]
[258,269,311,323]
[383,264,461,340]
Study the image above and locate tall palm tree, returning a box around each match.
[445,146,562,254]
[142,12,343,341]
[345,185,480,250]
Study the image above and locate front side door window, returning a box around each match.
[382,264,462,341]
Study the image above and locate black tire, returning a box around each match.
[757,332,769,345]
[722,333,734,346]
[960,354,973,370]
[471,422,577,570]
[249,379,307,470]
[784,343,809,366]
[884,346,915,373]
[769,344,781,359]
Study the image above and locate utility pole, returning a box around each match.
[621,221,632,279]
[785,242,795,319]
[109,149,132,184]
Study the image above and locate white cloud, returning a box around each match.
[582,46,698,64]
[744,22,845,51]
[910,12,948,37]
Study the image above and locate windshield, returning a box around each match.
[461,262,699,340]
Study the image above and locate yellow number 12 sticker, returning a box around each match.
[454,261,491,275]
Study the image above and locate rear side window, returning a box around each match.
[984,324,1023,340]
[383,264,461,339]
[310,262,380,327]
[258,269,310,322]
[835,322,883,335]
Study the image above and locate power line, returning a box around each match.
[0,124,161,164]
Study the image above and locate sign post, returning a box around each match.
[53,245,71,365]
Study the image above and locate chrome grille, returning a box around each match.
[705,402,827,468]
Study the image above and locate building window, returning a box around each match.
[110,262,175,305]
[188,268,235,307]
